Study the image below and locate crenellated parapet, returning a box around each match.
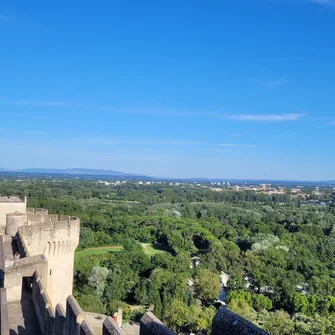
[17,214,80,258]
[5,208,80,238]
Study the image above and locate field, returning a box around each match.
[141,243,167,256]
[75,243,166,259]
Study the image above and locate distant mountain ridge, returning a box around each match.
[10,168,138,176]
[0,168,334,184]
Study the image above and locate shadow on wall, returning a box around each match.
[9,326,24,335]
[8,278,42,335]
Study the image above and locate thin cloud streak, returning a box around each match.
[209,148,231,153]
[310,0,335,7]
[221,113,304,122]
[255,78,288,88]
[0,129,214,147]
[0,98,74,107]
[218,144,235,147]
[0,97,305,122]
[0,128,49,136]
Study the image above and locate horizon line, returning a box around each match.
[0,167,334,183]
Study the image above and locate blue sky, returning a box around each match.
[0,0,334,180]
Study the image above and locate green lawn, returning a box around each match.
[75,243,166,259]
[75,246,123,258]
[141,243,166,256]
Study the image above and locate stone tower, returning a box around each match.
[3,208,80,309]
[16,212,80,308]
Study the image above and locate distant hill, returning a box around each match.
[0,168,334,185]
[16,168,132,176]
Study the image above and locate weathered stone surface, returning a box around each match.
[103,317,124,335]
[66,295,85,335]
[0,288,9,335]
[55,304,66,335]
[80,320,97,335]
[212,307,269,335]
[140,312,176,335]
[7,280,42,335]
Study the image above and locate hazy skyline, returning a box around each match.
[0,1,334,180]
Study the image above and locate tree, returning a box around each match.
[229,298,257,322]
[293,293,309,315]
[134,279,151,305]
[153,291,163,319]
[252,294,273,311]
[263,310,295,335]
[194,269,221,305]
[165,299,193,331]
[76,294,106,314]
[88,266,109,299]
[191,306,216,334]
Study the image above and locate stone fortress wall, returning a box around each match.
[0,196,268,335]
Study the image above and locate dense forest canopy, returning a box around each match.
[1,178,335,334]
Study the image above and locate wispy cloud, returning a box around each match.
[218,143,235,147]
[309,0,335,8]
[0,128,209,147]
[329,121,335,125]
[0,15,8,22]
[0,97,305,123]
[256,78,288,88]
[209,148,231,153]
[0,128,49,136]
[0,98,72,107]
[221,113,304,122]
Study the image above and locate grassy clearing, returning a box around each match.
[75,243,167,259]
[141,243,167,256]
[75,246,123,258]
